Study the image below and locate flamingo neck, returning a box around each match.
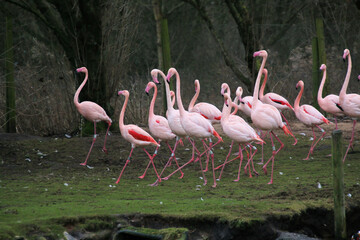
[221,98,232,122]
[339,53,352,101]
[175,70,186,115]
[158,70,174,112]
[253,55,267,106]
[317,68,327,104]
[188,81,200,111]
[294,84,303,110]
[74,71,88,108]
[149,85,157,118]
[259,71,268,99]
[119,94,129,130]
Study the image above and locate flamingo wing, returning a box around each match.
[320,95,344,116]
[192,102,222,121]
[263,93,293,110]
[342,94,360,117]
[149,115,176,140]
[299,105,329,125]
[78,101,111,123]
[123,124,159,146]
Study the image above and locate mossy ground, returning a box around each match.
[0,120,360,239]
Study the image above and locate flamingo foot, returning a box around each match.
[80,162,87,166]
[138,174,146,179]
[212,183,217,188]
[303,157,310,161]
[267,180,273,185]
[115,179,120,184]
[202,168,208,173]
[102,147,108,154]
[263,167,267,175]
[203,179,207,186]
[162,177,169,181]
[149,180,159,187]
[178,172,184,179]
[233,178,240,182]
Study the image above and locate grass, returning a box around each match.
[0,126,360,239]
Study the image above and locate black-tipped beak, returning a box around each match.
[343,58,346,62]
[241,101,245,104]
[336,103,344,111]
[145,92,149,96]
[156,81,161,85]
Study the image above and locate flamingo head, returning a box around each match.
[296,80,304,90]
[235,87,243,101]
[320,64,326,71]
[118,90,129,97]
[150,69,163,84]
[145,81,155,95]
[194,79,200,92]
[223,93,231,107]
[343,49,350,60]
[253,50,268,58]
[166,68,177,83]
[220,83,229,96]
[76,67,88,73]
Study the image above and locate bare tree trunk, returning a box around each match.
[5,16,16,133]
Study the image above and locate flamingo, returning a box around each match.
[259,68,297,145]
[317,64,344,129]
[252,50,294,184]
[164,68,223,188]
[74,67,112,166]
[188,79,222,124]
[294,80,330,160]
[138,81,177,180]
[338,49,360,162]
[149,69,186,183]
[218,93,264,182]
[116,90,161,184]
[222,83,253,118]
[317,64,344,130]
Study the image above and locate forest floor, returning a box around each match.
[1,118,360,240]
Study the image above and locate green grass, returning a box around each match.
[1,130,360,239]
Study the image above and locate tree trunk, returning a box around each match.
[312,37,320,110]
[5,16,16,133]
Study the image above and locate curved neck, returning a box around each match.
[294,84,303,110]
[158,70,174,111]
[149,85,157,118]
[339,53,352,100]
[175,70,186,115]
[253,55,267,105]
[188,81,200,111]
[222,97,232,121]
[317,68,327,104]
[119,94,129,129]
[74,71,88,107]
[259,70,268,99]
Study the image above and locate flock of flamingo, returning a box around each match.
[73,49,360,187]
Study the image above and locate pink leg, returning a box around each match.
[217,141,234,180]
[343,119,357,162]
[115,147,134,184]
[139,141,160,179]
[263,131,284,184]
[102,121,111,153]
[281,112,297,146]
[258,131,267,164]
[143,148,161,183]
[244,144,259,177]
[80,122,97,166]
[165,140,184,179]
[202,139,211,172]
[234,144,244,182]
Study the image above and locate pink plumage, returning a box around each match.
[74,67,112,166]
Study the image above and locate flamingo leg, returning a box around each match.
[102,121,111,153]
[217,141,234,180]
[202,139,210,172]
[263,131,284,184]
[139,140,161,179]
[142,148,161,183]
[165,140,184,179]
[233,144,244,182]
[281,112,297,145]
[244,144,259,177]
[115,147,134,184]
[343,119,357,162]
[80,122,97,166]
[258,130,267,164]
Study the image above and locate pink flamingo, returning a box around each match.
[116,90,161,184]
[259,68,297,145]
[317,64,344,130]
[74,67,112,166]
[294,80,330,160]
[338,49,360,162]
[164,68,223,188]
[218,93,264,182]
[252,50,294,184]
[188,79,222,124]
[221,83,253,118]
[166,90,176,118]
[138,81,177,180]
[149,69,186,182]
